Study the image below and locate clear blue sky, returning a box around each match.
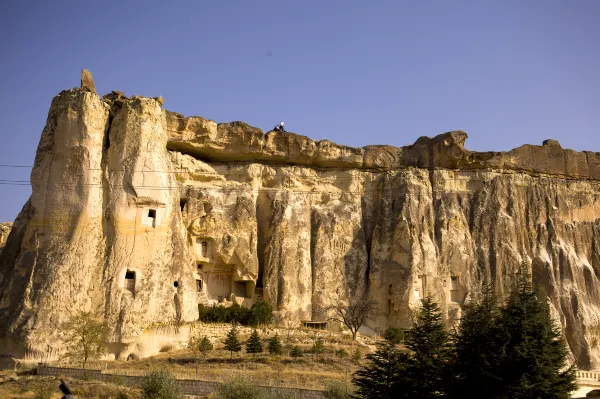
[0,1,599,222]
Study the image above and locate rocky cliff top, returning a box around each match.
[97,83,599,180]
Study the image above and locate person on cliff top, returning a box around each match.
[274,121,285,132]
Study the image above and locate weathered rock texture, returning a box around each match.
[0,222,11,255]
[1,84,600,369]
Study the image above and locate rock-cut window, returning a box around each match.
[125,270,136,294]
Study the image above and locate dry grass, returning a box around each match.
[83,334,369,390]
[0,372,140,399]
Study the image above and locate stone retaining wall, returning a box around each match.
[38,364,325,398]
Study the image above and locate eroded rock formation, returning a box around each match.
[0,223,11,255]
[1,79,600,368]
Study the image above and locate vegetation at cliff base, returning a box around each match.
[352,265,576,399]
[62,311,109,369]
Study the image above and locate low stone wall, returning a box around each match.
[37,364,325,398]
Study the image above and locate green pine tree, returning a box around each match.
[311,337,325,363]
[351,347,362,365]
[290,345,303,358]
[454,282,504,398]
[404,296,454,398]
[267,334,283,355]
[223,325,242,359]
[383,327,404,344]
[353,341,411,399]
[496,265,577,399]
[245,329,263,357]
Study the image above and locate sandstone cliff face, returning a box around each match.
[0,223,11,254]
[1,85,600,369]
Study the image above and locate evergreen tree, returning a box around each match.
[404,296,454,398]
[223,325,242,359]
[351,347,362,365]
[290,345,303,358]
[353,341,410,399]
[453,282,504,397]
[383,327,404,344]
[496,266,577,399]
[311,337,325,363]
[268,334,283,355]
[246,329,263,357]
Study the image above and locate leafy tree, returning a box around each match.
[290,345,303,358]
[199,336,213,360]
[141,370,183,399]
[404,296,455,398]
[62,311,109,369]
[495,266,577,399]
[246,329,263,357]
[453,282,504,398]
[249,300,274,326]
[268,334,283,355]
[189,333,213,377]
[383,327,404,344]
[326,293,376,340]
[353,341,410,399]
[311,337,325,363]
[224,325,242,359]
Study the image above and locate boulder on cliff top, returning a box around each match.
[80,69,96,93]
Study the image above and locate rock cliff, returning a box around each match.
[1,78,599,368]
[0,223,11,255]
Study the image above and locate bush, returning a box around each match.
[215,377,266,399]
[335,349,349,358]
[290,346,303,358]
[199,303,252,325]
[249,300,274,326]
[31,379,55,399]
[141,370,183,399]
[351,347,362,365]
[199,301,274,327]
[324,380,355,399]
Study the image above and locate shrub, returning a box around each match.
[31,379,55,399]
[290,346,303,358]
[311,337,325,362]
[335,348,348,358]
[199,303,252,325]
[215,377,266,399]
[351,347,362,365]
[249,300,274,326]
[141,370,183,399]
[323,380,355,399]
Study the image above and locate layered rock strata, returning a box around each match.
[1,82,599,369]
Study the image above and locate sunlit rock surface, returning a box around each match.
[1,84,600,369]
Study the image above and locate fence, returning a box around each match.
[37,364,325,399]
